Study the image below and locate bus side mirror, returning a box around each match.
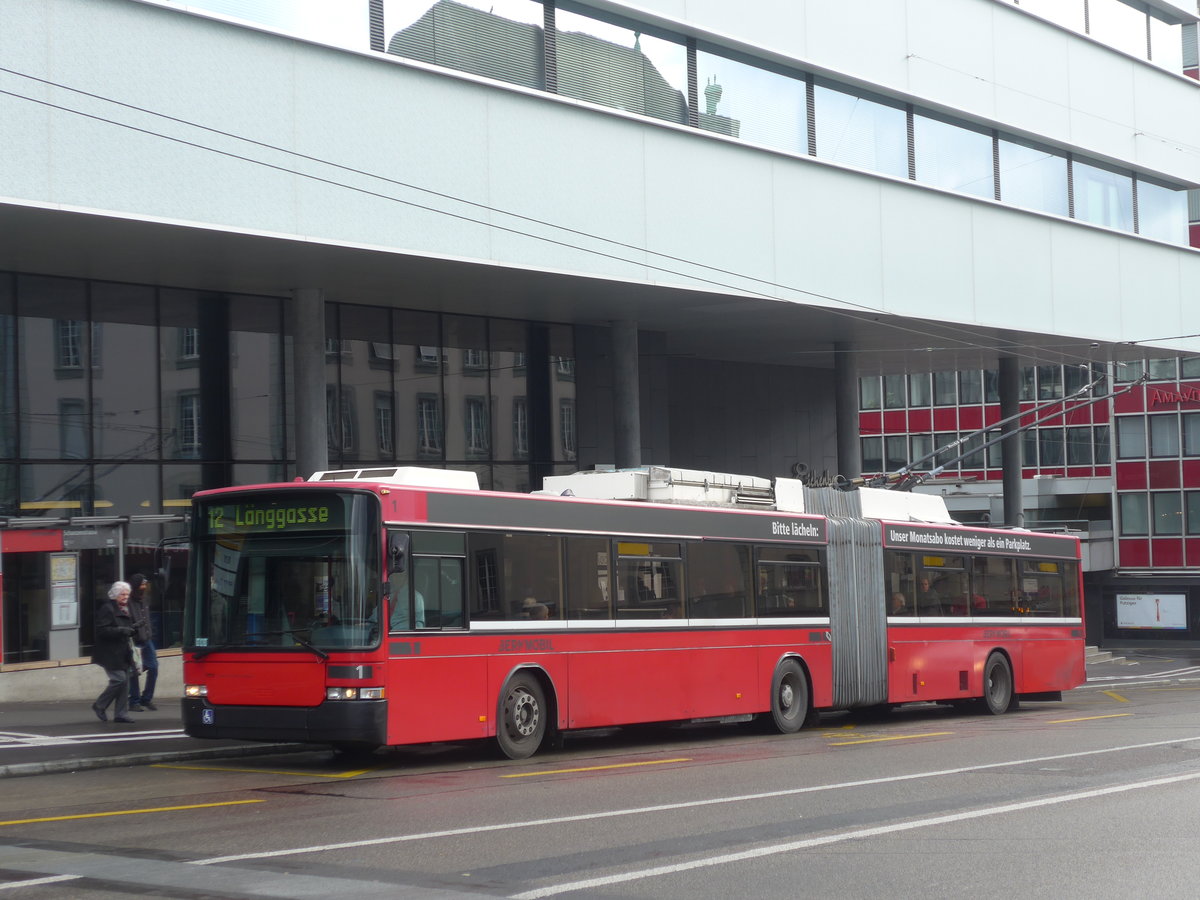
[388,533,410,576]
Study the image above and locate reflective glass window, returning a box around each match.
[1116,416,1146,458]
[910,434,934,471]
[1037,365,1063,400]
[860,376,881,410]
[1187,491,1200,535]
[1150,414,1180,457]
[913,115,994,199]
[556,6,687,125]
[1066,427,1093,465]
[1039,428,1064,466]
[884,435,908,472]
[935,432,958,468]
[959,370,982,404]
[909,373,931,406]
[1147,358,1178,381]
[861,436,883,473]
[933,371,957,406]
[883,374,906,409]
[696,48,807,152]
[386,0,546,90]
[1095,425,1111,464]
[564,536,610,619]
[1115,360,1145,383]
[1182,358,1200,379]
[1074,160,1134,232]
[468,531,562,620]
[687,542,751,618]
[997,139,1068,216]
[1138,179,1188,244]
[960,432,985,468]
[813,83,909,179]
[1119,492,1149,536]
[984,369,1000,403]
[1152,491,1183,535]
[1184,413,1200,456]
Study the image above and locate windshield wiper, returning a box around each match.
[245,629,330,660]
[193,630,329,660]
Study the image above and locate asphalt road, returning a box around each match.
[2,650,1200,898]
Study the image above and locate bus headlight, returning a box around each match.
[326,686,385,701]
[184,684,208,697]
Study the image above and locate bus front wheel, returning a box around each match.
[497,673,547,759]
[982,652,1017,715]
[770,659,809,734]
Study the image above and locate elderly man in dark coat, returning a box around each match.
[91,581,137,723]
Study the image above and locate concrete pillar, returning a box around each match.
[998,354,1024,527]
[834,342,861,480]
[611,319,641,469]
[293,288,328,479]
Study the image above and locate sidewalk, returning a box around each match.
[0,655,307,778]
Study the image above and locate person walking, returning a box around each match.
[91,581,137,723]
[127,574,159,712]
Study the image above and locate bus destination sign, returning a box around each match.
[203,497,343,535]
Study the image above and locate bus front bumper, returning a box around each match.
[182,698,387,746]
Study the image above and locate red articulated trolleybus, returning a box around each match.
[181,466,1086,758]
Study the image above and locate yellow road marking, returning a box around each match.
[830,732,951,746]
[1102,691,1129,703]
[152,763,374,778]
[501,758,691,778]
[0,799,263,827]
[1047,713,1132,724]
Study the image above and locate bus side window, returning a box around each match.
[412,556,465,629]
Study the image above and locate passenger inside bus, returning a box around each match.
[890,591,909,615]
[916,576,942,615]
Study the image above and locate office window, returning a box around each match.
[933,371,957,406]
[1020,366,1036,401]
[1039,428,1064,466]
[813,82,908,179]
[986,433,1004,468]
[884,435,908,472]
[1150,415,1180,457]
[861,437,883,473]
[1147,358,1179,381]
[913,115,995,199]
[696,47,807,151]
[934,432,958,469]
[1116,417,1146,459]
[1066,427,1093,465]
[1184,414,1200,457]
[1153,492,1183,536]
[909,373,931,407]
[1074,160,1134,232]
[959,432,985,469]
[1095,425,1111,465]
[910,434,934,470]
[1023,430,1039,467]
[984,370,1000,403]
[860,376,881,410]
[959,370,982,405]
[883,374,906,409]
[1065,364,1101,396]
[1187,492,1200,535]
[1182,358,1200,379]
[1115,360,1145,383]
[1119,493,1149,536]
[1037,365,1063,400]
[997,138,1068,216]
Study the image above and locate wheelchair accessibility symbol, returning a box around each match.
[202,709,214,725]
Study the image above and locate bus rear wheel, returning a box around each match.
[982,652,1017,715]
[770,659,809,734]
[497,673,547,759]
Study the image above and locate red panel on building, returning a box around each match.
[1112,384,1145,414]
[1091,404,1109,424]
[1187,539,1200,567]
[859,412,882,435]
[882,410,906,433]
[1119,539,1150,567]
[932,408,957,431]
[1038,468,1066,478]
[1063,406,1090,426]
[1115,463,1147,490]
[908,409,931,432]
[1094,465,1111,478]
[1182,459,1200,485]
[1152,539,1184,568]
[958,406,982,430]
[1066,467,1093,479]
[0,530,64,553]
[984,405,1000,426]
[1147,460,1181,489]
[1191,222,1200,246]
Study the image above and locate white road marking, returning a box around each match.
[0,874,79,891]
[0,730,183,749]
[192,733,1200,866]
[510,770,1200,898]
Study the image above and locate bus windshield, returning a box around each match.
[187,490,382,652]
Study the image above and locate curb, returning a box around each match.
[0,742,314,780]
